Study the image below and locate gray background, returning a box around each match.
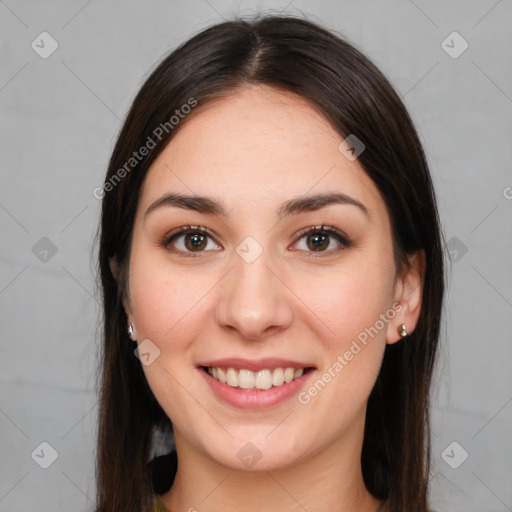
[1,1,511,511]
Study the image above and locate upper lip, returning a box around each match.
[197,358,316,372]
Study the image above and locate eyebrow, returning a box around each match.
[144,192,370,220]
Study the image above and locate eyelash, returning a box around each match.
[161,223,352,258]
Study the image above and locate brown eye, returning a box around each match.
[162,225,221,257]
[293,225,352,256]
[183,232,207,251]
[305,232,329,251]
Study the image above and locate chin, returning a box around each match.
[199,434,307,473]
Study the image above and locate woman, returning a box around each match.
[95,14,445,512]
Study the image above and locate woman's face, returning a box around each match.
[119,85,420,472]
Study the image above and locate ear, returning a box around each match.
[386,249,425,344]
[109,256,132,319]
[109,256,119,282]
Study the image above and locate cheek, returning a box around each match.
[293,252,396,430]
[293,250,396,347]
[128,251,210,344]
[127,252,210,423]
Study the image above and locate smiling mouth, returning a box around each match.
[200,365,315,391]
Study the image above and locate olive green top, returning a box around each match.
[152,495,170,512]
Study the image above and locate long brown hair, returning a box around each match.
[94,14,445,512]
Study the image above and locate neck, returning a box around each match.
[159,414,384,512]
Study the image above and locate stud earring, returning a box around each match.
[398,324,408,337]
[127,323,136,340]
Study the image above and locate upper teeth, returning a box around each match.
[207,366,306,390]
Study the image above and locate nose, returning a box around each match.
[215,247,294,341]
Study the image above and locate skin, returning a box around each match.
[111,84,424,512]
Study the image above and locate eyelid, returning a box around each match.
[163,224,218,243]
[293,224,351,244]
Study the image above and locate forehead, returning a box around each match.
[138,85,386,222]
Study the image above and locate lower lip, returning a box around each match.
[198,367,316,409]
